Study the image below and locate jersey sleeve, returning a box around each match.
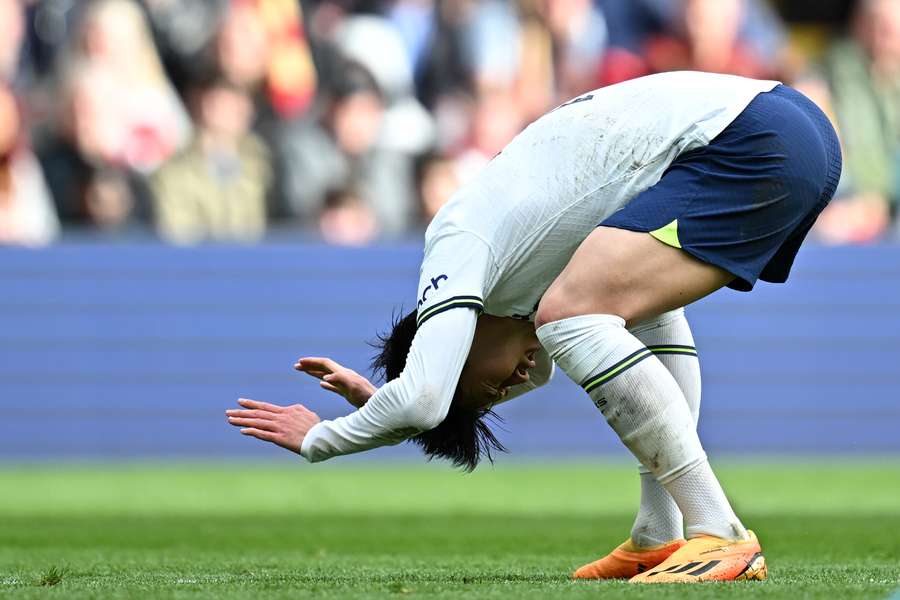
[299,299,478,462]
[414,230,493,327]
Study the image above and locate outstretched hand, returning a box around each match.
[294,357,376,408]
[226,398,320,455]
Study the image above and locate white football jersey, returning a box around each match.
[301,72,779,463]
[416,72,778,326]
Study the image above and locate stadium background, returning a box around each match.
[1,0,899,597]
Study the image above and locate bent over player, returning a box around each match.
[227,71,842,583]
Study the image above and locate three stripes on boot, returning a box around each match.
[646,560,721,578]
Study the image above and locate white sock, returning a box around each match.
[665,460,748,540]
[537,314,748,541]
[631,309,701,424]
[626,308,701,546]
[632,470,684,546]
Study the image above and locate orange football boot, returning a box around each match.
[629,530,767,583]
[573,538,687,580]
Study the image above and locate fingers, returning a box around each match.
[294,357,333,370]
[227,417,277,430]
[319,372,356,394]
[237,398,285,412]
[294,357,339,375]
[240,428,280,443]
[224,409,275,420]
[320,381,341,394]
[229,402,320,456]
[298,368,329,380]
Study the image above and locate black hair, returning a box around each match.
[371,309,506,472]
[330,60,383,102]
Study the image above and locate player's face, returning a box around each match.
[456,316,542,410]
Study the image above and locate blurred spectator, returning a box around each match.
[513,1,554,119]
[19,1,83,88]
[812,0,900,244]
[454,88,524,181]
[319,187,379,245]
[600,0,785,84]
[0,0,892,245]
[333,14,435,154]
[216,0,269,91]
[142,0,227,92]
[277,61,416,237]
[643,0,778,80]
[408,0,474,110]
[37,0,189,232]
[152,76,271,244]
[416,152,460,223]
[37,61,154,232]
[541,0,608,102]
[68,0,191,171]
[217,0,317,120]
[458,0,553,119]
[463,0,521,91]
[386,0,439,81]
[0,0,25,84]
[601,0,787,63]
[597,0,668,84]
[0,85,59,246]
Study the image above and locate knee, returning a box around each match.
[534,284,577,329]
[535,278,639,329]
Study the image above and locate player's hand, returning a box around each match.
[293,357,376,408]
[226,398,320,455]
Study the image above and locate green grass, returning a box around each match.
[1,462,899,599]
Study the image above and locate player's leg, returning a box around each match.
[630,309,702,543]
[536,225,747,533]
[552,86,841,582]
[573,308,700,580]
[536,227,766,582]
[546,82,841,583]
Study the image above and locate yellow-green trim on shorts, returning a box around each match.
[649,219,682,249]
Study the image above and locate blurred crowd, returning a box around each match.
[0,0,898,246]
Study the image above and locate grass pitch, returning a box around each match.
[1,462,898,599]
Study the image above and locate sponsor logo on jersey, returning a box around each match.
[418,274,448,308]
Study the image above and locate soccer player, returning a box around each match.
[226,71,842,583]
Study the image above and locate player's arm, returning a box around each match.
[226,230,491,459]
[292,231,492,460]
[294,339,553,411]
[296,308,477,462]
[226,308,478,461]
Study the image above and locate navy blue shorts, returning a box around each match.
[602,84,843,291]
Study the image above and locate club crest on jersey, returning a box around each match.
[418,274,448,307]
